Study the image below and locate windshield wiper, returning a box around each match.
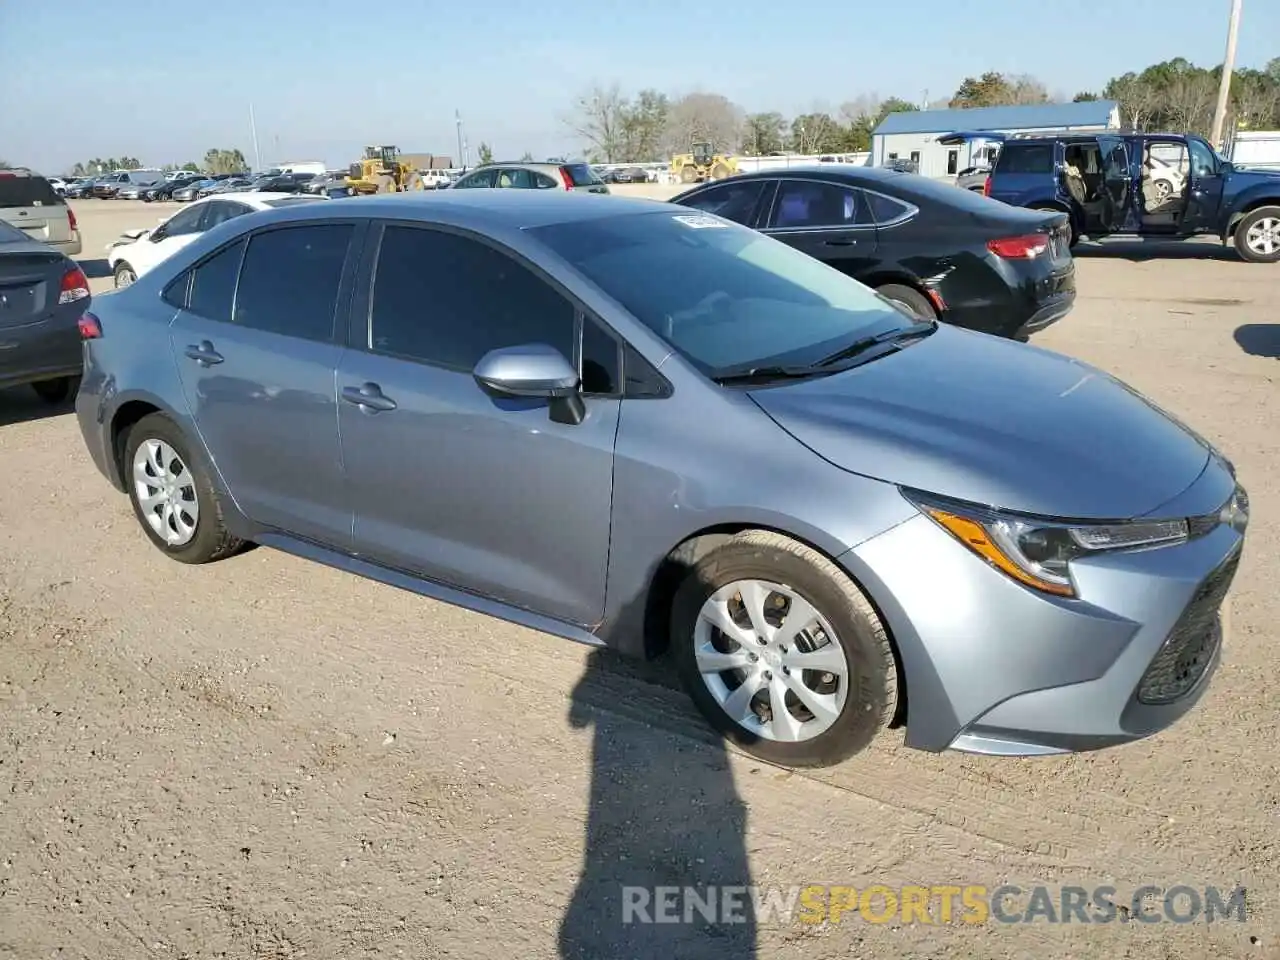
[813,321,936,368]
[712,365,830,385]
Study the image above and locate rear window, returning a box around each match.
[995,144,1055,175]
[560,163,598,186]
[0,220,30,242]
[0,175,64,208]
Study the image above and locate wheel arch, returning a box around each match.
[859,272,942,318]
[1224,199,1280,240]
[630,523,909,729]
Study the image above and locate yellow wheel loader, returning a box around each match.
[670,142,737,184]
[345,145,425,195]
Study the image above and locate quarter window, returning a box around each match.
[232,224,352,341]
[369,225,576,370]
[184,238,246,320]
[865,192,914,224]
[769,181,868,229]
[581,318,620,395]
[679,180,768,225]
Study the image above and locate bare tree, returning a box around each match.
[664,92,743,154]
[1165,70,1218,135]
[839,94,881,124]
[1008,74,1050,105]
[565,83,630,162]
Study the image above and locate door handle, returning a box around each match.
[341,382,397,413]
[184,340,223,366]
[824,238,858,247]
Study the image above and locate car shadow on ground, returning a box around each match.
[559,646,758,958]
[78,258,111,279]
[1073,240,1239,263]
[0,387,74,427]
[1234,324,1280,359]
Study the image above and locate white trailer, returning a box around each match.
[1227,131,1280,171]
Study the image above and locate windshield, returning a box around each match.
[530,210,910,376]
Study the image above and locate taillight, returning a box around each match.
[987,235,1050,259]
[982,176,992,197]
[558,166,574,190]
[59,265,91,304]
[67,206,78,232]
[78,311,103,340]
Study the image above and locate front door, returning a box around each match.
[168,222,358,548]
[337,222,618,627]
[760,178,879,279]
[1183,137,1227,235]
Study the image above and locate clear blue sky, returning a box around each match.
[2,0,1275,173]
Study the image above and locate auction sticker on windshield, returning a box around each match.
[672,214,728,229]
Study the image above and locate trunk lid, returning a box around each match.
[0,245,67,328]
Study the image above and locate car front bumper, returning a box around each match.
[840,474,1245,756]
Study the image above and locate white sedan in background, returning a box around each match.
[106,192,326,289]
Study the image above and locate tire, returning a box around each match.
[30,376,79,404]
[122,413,244,564]
[680,166,698,184]
[670,530,898,767]
[710,163,730,180]
[875,283,936,321]
[403,172,424,192]
[113,261,137,289]
[373,174,395,194]
[1233,206,1280,264]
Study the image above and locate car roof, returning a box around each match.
[196,190,322,208]
[231,189,671,230]
[706,165,911,187]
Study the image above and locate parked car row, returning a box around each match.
[65,189,1247,771]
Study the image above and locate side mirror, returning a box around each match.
[149,226,167,242]
[473,343,585,425]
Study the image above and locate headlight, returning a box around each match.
[902,490,1189,598]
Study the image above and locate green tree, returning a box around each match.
[181,161,201,172]
[477,142,494,164]
[202,148,248,174]
[741,112,787,155]
[619,89,670,160]
[790,112,843,154]
[1073,91,1100,102]
[0,159,11,169]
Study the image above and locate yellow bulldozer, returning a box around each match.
[346,145,425,194]
[670,141,738,184]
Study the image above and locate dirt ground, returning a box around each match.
[1,196,1277,959]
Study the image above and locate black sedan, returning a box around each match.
[0,220,92,403]
[671,166,1076,340]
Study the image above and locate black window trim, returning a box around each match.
[861,188,919,229]
[761,176,880,236]
[351,219,668,401]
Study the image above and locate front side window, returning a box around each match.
[368,225,575,370]
[531,211,909,377]
[769,180,868,229]
[679,180,768,226]
[232,224,352,341]
[454,169,496,189]
[161,205,205,237]
[1188,139,1218,177]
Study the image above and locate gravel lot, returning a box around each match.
[1,195,1277,959]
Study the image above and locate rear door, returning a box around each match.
[0,172,72,245]
[1097,136,1133,233]
[168,221,361,547]
[760,177,879,278]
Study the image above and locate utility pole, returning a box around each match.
[1209,0,1243,150]
[455,111,469,170]
[249,103,262,172]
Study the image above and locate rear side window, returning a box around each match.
[561,163,597,186]
[995,144,1055,174]
[0,176,63,208]
[233,224,352,342]
[865,191,913,224]
[185,239,247,320]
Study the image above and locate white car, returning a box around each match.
[106,192,325,289]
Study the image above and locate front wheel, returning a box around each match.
[1234,207,1280,263]
[123,413,244,564]
[114,261,137,289]
[671,531,899,767]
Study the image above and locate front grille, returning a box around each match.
[1136,548,1241,705]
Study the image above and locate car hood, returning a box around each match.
[748,326,1211,520]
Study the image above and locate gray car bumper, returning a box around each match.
[842,507,1244,756]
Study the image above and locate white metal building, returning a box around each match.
[872,101,1122,178]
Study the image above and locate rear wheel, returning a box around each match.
[709,163,730,180]
[671,531,898,767]
[1234,207,1280,263]
[31,376,79,404]
[123,413,244,564]
[876,283,936,321]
